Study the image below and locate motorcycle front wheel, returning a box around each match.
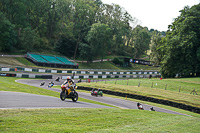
[72,92,78,102]
[60,91,66,101]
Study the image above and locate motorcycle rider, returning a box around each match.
[62,76,76,95]
[137,102,144,110]
[48,81,54,88]
[63,76,72,85]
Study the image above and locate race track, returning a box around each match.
[12,79,189,116]
[0,91,112,109]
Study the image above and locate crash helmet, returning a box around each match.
[67,76,71,81]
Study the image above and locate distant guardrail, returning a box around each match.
[0,73,52,79]
[0,55,24,57]
[0,66,161,75]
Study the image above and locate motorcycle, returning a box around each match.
[60,83,78,102]
[137,103,144,110]
[48,82,54,88]
[91,88,103,97]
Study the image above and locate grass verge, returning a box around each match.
[77,78,200,108]
[0,77,200,132]
[1,108,200,133]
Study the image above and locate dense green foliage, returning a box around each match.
[0,12,17,51]
[1,0,199,76]
[151,4,200,78]
[0,0,154,61]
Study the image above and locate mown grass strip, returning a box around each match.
[0,108,200,133]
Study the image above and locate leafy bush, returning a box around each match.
[112,57,123,65]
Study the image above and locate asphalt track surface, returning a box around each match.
[0,91,112,109]
[5,79,189,116]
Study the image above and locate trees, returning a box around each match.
[0,0,151,61]
[103,4,135,56]
[0,12,17,52]
[72,0,97,59]
[86,23,112,61]
[18,27,42,52]
[79,23,112,63]
[132,26,151,58]
[55,35,76,58]
[158,4,200,78]
[149,30,163,66]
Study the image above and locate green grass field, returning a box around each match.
[77,78,200,108]
[1,108,200,133]
[0,77,200,132]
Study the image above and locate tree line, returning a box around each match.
[150,4,200,78]
[2,0,198,78]
[0,0,154,61]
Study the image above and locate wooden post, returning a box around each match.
[127,79,129,85]
[190,88,198,95]
[115,80,117,85]
[179,86,181,92]
[138,81,141,87]
[126,87,127,100]
[151,82,153,88]
[165,84,167,90]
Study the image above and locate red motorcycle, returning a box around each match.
[91,88,103,97]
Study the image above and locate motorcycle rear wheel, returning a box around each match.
[60,91,66,101]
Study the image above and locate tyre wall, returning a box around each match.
[78,86,200,114]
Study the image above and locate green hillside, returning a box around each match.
[0,56,159,70]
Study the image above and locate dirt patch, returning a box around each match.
[0,57,24,66]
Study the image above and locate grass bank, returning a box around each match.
[1,108,200,133]
[1,77,200,132]
[77,78,200,108]
[0,56,159,70]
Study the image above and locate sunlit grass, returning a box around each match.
[77,78,200,108]
[1,108,200,133]
[0,77,200,132]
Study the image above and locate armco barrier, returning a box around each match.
[0,66,160,76]
[78,86,200,114]
[0,73,52,79]
[62,74,160,79]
